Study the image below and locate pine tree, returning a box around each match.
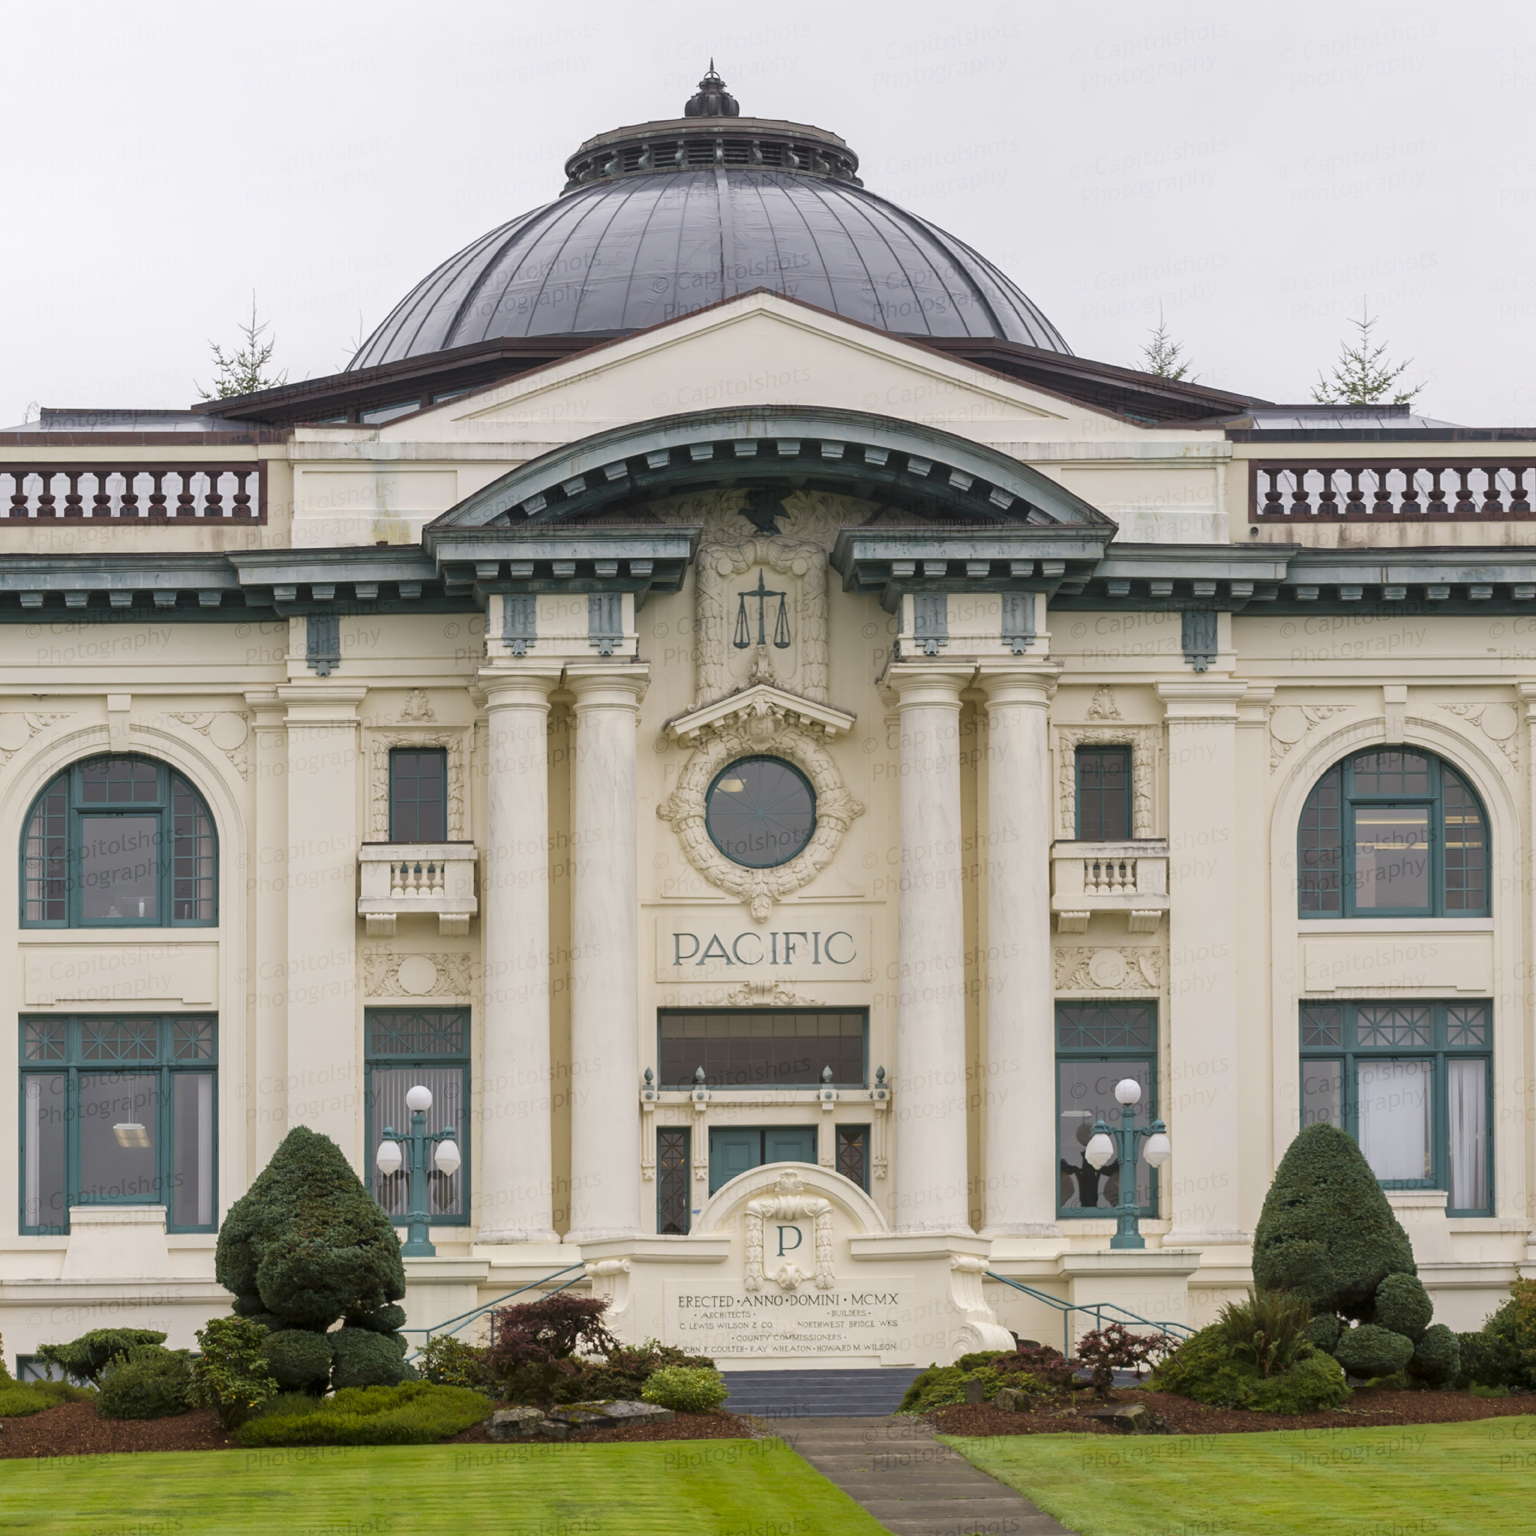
[197,294,288,400]
[1139,306,1196,381]
[1312,300,1423,405]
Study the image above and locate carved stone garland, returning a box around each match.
[1055,726,1157,839]
[744,1173,836,1293]
[368,730,468,841]
[657,693,864,922]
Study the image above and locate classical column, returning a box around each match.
[477,669,564,1243]
[889,664,974,1234]
[1157,680,1247,1245]
[564,664,649,1244]
[278,683,367,1161]
[975,663,1061,1235]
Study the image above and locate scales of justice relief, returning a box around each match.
[733,570,793,654]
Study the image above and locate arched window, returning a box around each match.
[22,756,217,927]
[1298,749,1487,918]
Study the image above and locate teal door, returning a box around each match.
[709,1126,818,1195]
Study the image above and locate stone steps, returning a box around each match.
[720,1367,925,1418]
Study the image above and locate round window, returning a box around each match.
[705,756,817,869]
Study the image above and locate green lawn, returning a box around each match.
[0,1438,888,1535]
[946,1416,1536,1536]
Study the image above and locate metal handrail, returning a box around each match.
[985,1271,1194,1358]
[401,1263,589,1360]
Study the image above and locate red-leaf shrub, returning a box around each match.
[483,1294,617,1404]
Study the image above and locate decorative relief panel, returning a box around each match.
[0,713,73,767]
[167,711,252,779]
[367,729,470,841]
[1438,701,1520,770]
[1267,704,1353,772]
[1053,946,1162,992]
[1054,726,1157,839]
[362,951,475,998]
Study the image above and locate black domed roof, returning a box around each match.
[349,76,1069,370]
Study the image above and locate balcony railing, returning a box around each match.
[358,844,478,936]
[1052,841,1168,933]
[1251,461,1534,523]
[3,464,266,521]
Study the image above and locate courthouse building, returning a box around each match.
[2,70,1533,1366]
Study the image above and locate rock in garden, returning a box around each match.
[596,1400,674,1424]
[486,1407,547,1441]
[1085,1403,1164,1434]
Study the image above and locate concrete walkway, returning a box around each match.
[776,1414,1075,1536]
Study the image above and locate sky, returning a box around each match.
[2,0,1532,426]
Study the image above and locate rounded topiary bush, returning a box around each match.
[330,1327,413,1391]
[1252,1124,1417,1318]
[350,1304,407,1335]
[97,1347,192,1420]
[641,1366,729,1414]
[1407,1324,1460,1388]
[262,1330,334,1394]
[1372,1274,1433,1342]
[1303,1313,1341,1352]
[1334,1324,1415,1381]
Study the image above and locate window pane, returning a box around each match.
[80,757,159,804]
[370,1067,464,1219]
[1357,1006,1431,1048]
[1302,1060,1344,1130]
[1057,1060,1152,1212]
[80,816,160,921]
[657,1128,690,1234]
[1357,1060,1432,1182]
[389,750,447,843]
[1447,1059,1488,1210]
[1300,1006,1343,1049]
[78,1072,159,1202]
[1077,748,1130,841]
[173,1073,216,1227]
[1446,1005,1490,1048]
[171,776,216,921]
[1443,768,1486,912]
[23,1075,67,1231]
[658,1010,865,1088]
[836,1126,868,1191]
[1352,806,1430,910]
[1056,1003,1155,1052]
[1298,765,1342,915]
[82,1019,157,1062]
[369,1009,467,1057]
[25,780,68,922]
[1352,751,1429,795]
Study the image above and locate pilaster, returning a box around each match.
[245,689,290,1166]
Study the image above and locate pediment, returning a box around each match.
[666,683,856,746]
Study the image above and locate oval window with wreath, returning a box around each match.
[705,756,818,868]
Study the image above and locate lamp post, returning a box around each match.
[1083,1077,1171,1251]
[375,1084,461,1258]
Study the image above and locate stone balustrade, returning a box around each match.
[1052,840,1169,933]
[358,843,478,936]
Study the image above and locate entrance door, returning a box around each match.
[708,1125,817,1195]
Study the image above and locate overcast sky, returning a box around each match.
[3,1,1532,425]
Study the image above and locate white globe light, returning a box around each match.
[406,1085,433,1112]
[1114,1078,1142,1106]
[434,1138,462,1177]
[375,1140,403,1175]
[1143,1132,1172,1169]
[1084,1132,1115,1170]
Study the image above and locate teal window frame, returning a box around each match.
[365,1007,471,1227]
[1298,749,1488,919]
[707,1125,817,1196]
[387,748,448,843]
[19,1013,219,1235]
[20,755,218,929]
[1299,1000,1493,1215]
[1055,1001,1158,1221]
[656,1125,690,1235]
[1074,746,1132,841]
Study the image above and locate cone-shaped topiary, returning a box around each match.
[1252,1124,1416,1318]
[1372,1273,1433,1342]
[217,1126,406,1333]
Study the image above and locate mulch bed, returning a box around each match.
[0,1403,235,1458]
[449,1409,755,1445]
[929,1384,1536,1438]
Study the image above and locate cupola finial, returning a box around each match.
[684,63,739,118]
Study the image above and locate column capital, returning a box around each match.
[973,661,1061,710]
[478,667,564,711]
[885,662,973,710]
[563,662,649,710]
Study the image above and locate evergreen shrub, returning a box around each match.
[235,1382,491,1447]
[37,1329,168,1386]
[0,1380,94,1417]
[330,1327,414,1391]
[640,1366,729,1414]
[1149,1326,1350,1413]
[1371,1274,1434,1342]
[188,1316,279,1430]
[1407,1324,1461,1388]
[262,1329,335,1394]
[1333,1324,1416,1381]
[97,1347,193,1420]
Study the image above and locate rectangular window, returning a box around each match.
[657,1127,690,1234]
[1298,1000,1491,1213]
[366,1008,469,1226]
[1075,747,1132,841]
[388,750,448,843]
[707,1125,817,1196]
[658,1009,866,1090]
[836,1125,870,1191]
[1055,1002,1157,1219]
[19,1014,218,1234]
